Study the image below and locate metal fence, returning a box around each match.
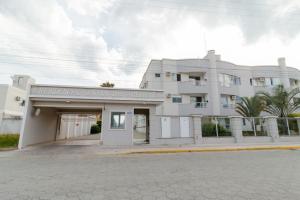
[277,118,300,136]
[201,117,232,137]
[242,117,268,137]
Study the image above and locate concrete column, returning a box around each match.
[0,112,3,134]
[264,116,279,142]
[278,58,290,89]
[207,50,220,115]
[230,116,243,143]
[297,118,300,135]
[192,115,202,144]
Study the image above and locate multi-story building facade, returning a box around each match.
[140,50,300,116]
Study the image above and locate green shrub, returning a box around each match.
[90,124,101,134]
[288,113,300,118]
[202,123,231,137]
[0,134,19,148]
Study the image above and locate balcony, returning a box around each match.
[218,83,240,96]
[178,80,209,94]
[221,104,238,116]
[179,102,210,115]
[253,86,274,94]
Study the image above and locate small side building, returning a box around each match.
[19,84,164,148]
[0,75,35,134]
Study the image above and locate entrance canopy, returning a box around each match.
[19,85,164,148]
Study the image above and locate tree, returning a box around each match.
[100,82,114,88]
[257,85,300,117]
[235,96,266,117]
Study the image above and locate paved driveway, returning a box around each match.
[1,145,300,200]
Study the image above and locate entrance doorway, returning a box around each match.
[133,109,150,144]
[56,110,102,141]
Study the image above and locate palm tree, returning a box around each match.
[235,95,266,136]
[100,82,115,88]
[235,96,266,117]
[257,85,300,117]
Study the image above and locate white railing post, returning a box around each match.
[286,118,291,136]
[264,116,279,142]
[297,118,300,135]
[230,116,243,143]
[192,115,202,144]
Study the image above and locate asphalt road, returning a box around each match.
[1,145,300,200]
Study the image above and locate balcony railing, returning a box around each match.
[178,80,209,94]
[195,102,208,108]
[222,104,235,109]
[189,79,207,86]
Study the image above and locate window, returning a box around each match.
[155,73,161,78]
[110,112,125,129]
[243,118,246,126]
[172,96,182,103]
[172,73,181,81]
[219,73,241,87]
[271,78,281,86]
[177,74,181,81]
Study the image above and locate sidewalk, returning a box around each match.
[94,142,300,155]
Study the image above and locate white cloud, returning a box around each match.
[0,0,299,88]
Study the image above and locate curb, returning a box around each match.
[123,145,300,155]
[0,147,17,152]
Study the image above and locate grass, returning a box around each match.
[0,134,19,149]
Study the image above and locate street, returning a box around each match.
[1,146,300,200]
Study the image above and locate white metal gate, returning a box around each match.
[161,117,171,138]
[180,117,190,137]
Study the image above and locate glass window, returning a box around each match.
[172,96,182,103]
[265,78,272,86]
[272,78,281,86]
[155,73,160,78]
[177,74,181,81]
[110,112,126,129]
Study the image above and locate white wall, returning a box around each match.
[19,101,58,148]
[0,118,22,134]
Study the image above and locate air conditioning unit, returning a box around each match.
[165,72,171,77]
[231,95,236,100]
[166,94,172,98]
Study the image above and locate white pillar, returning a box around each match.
[265,116,279,142]
[278,58,290,89]
[0,112,3,134]
[297,118,300,135]
[230,116,243,143]
[207,50,221,115]
[192,115,202,144]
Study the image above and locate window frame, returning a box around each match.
[110,112,126,130]
[172,96,182,103]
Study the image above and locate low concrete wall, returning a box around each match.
[202,137,235,144]
[0,118,22,134]
[242,136,273,144]
[150,137,194,145]
[279,136,300,142]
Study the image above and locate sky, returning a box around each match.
[0,0,300,88]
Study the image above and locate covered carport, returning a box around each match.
[18,85,163,149]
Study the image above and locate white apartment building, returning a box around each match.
[140,50,300,116]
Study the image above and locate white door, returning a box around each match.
[161,117,171,138]
[180,117,190,137]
